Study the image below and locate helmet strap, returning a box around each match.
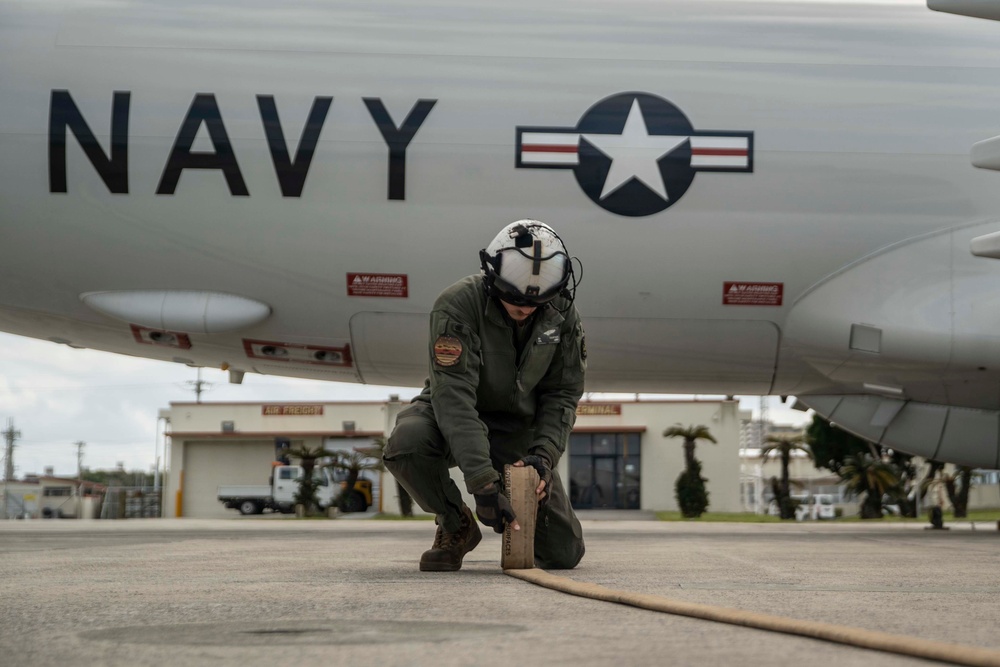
[479,248,499,298]
[531,239,543,275]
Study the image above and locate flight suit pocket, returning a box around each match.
[562,406,575,426]
[519,341,557,391]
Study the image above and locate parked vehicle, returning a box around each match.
[768,492,838,520]
[217,465,373,515]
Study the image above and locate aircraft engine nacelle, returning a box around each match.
[784,220,1000,469]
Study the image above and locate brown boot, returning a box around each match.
[419,506,482,572]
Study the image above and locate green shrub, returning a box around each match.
[675,459,709,518]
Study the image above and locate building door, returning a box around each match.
[592,456,616,509]
[182,440,274,518]
[569,433,641,510]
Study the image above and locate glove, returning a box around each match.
[473,482,516,533]
[519,454,553,506]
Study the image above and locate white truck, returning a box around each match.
[217,465,373,515]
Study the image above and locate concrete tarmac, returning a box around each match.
[1,518,998,667]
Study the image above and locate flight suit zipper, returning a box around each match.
[516,343,532,394]
[515,322,539,396]
[510,320,536,409]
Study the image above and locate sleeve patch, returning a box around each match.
[433,335,464,367]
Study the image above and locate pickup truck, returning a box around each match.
[218,464,373,515]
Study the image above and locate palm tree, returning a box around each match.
[920,463,974,518]
[664,424,717,470]
[663,424,717,518]
[838,453,900,519]
[329,449,383,512]
[287,443,337,515]
[760,434,810,519]
[805,414,869,474]
[889,451,919,518]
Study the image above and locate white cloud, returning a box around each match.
[0,333,418,477]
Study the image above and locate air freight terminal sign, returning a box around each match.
[262,405,325,416]
[576,404,622,416]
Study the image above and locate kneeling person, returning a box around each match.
[383,220,587,571]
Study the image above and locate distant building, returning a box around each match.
[739,418,806,450]
[11,402,995,521]
[162,397,745,518]
[0,476,105,519]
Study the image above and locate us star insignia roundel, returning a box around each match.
[516,92,754,217]
[433,335,464,367]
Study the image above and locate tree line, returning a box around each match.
[666,417,975,520]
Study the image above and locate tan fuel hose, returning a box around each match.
[505,568,1000,667]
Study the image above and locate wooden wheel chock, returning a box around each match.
[501,464,540,570]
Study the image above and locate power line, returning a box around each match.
[0,382,182,392]
[18,439,153,447]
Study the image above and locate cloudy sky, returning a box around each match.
[0,331,809,479]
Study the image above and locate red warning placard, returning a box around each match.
[347,273,408,298]
[723,282,783,306]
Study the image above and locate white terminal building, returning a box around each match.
[162,397,744,518]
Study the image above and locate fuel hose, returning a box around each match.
[506,568,1000,667]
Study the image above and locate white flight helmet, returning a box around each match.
[479,220,572,307]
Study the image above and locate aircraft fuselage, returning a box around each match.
[5,0,1000,466]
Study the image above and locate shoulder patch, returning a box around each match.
[433,335,463,367]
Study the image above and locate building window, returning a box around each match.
[569,432,641,510]
[43,487,73,497]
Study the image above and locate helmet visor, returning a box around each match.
[490,244,569,306]
[492,273,566,307]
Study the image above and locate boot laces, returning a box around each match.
[432,511,469,550]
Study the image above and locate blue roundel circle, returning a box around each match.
[573,92,697,217]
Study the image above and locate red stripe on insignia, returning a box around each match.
[691,148,747,156]
[522,145,579,153]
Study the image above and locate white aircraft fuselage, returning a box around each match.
[3,0,1000,467]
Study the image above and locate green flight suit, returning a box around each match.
[383,275,587,569]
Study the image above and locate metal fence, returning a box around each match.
[1,491,30,519]
[100,487,162,519]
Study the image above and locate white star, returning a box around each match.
[582,99,688,201]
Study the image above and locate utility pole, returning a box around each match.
[758,396,769,449]
[186,368,211,404]
[75,441,85,519]
[3,418,21,482]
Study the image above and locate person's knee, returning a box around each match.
[386,422,428,460]
[386,409,444,462]
[382,451,405,477]
[383,425,421,481]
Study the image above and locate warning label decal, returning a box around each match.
[347,273,408,298]
[723,282,783,306]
